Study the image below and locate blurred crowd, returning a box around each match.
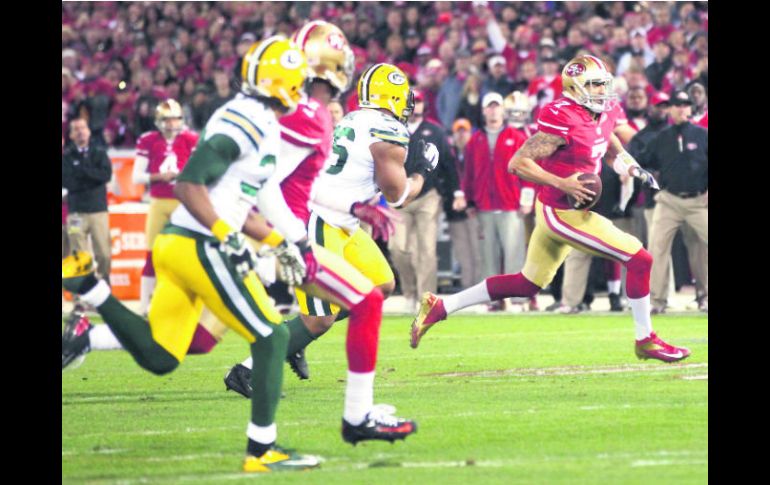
[62,1,707,147]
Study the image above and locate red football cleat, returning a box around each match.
[410,292,447,349]
[635,332,691,363]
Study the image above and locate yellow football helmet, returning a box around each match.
[292,20,355,94]
[241,35,308,112]
[155,98,184,136]
[561,54,617,113]
[357,63,414,123]
[503,91,533,129]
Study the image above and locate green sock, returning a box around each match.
[97,295,178,374]
[250,324,289,425]
[285,316,317,356]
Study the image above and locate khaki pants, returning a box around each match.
[649,191,708,308]
[67,211,111,280]
[448,215,482,289]
[389,189,441,301]
[562,217,634,307]
[478,209,527,279]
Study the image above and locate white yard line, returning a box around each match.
[425,362,708,378]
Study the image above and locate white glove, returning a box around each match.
[272,241,307,286]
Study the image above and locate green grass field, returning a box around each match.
[62,313,708,484]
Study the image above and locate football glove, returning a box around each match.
[630,166,660,190]
[274,239,319,286]
[350,202,402,242]
[412,139,439,179]
[219,231,258,278]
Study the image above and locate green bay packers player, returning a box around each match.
[63,36,323,473]
[220,35,426,445]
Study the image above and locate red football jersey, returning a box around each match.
[535,97,622,209]
[279,98,333,224]
[136,129,199,198]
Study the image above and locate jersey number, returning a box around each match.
[591,141,608,165]
[326,126,356,175]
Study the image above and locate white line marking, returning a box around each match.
[425,362,708,378]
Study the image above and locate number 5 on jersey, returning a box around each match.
[327,126,356,174]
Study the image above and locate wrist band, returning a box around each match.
[387,178,412,208]
[259,229,285,248]
[211,219,233,242]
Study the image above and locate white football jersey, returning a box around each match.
[310,108,409,231]
[171,94,292,237]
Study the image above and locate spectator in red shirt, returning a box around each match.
[646,4,675,47]
[463,92,532,311]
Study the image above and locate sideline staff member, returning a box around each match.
[641,89,708,313]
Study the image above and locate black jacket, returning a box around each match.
[404,119,460,207]
[62,142,112,213]
[627,118,670,208]
[640,122,708,196]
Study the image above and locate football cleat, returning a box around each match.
[341,404,417,445]
[410,292,447,349]
[287,348,309,380]
[243,445,321,473]
[62,306,93,370]
[224,364,253,398]
[62,251,98,294]
[635,332,691,363]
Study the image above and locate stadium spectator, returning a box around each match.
[327,100,344,126]
[390,91,460,312]
[463,92,530,312]
[687,84,707,130]
[645,40,673,91]
[482,55,515,99]
[62,118,113,282]
[616,28,654,77]
[457,72,484,129]
[640,90,708,313]
[447,118,482,290]
[437,49,472,129]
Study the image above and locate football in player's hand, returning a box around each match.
[567,172,602,210]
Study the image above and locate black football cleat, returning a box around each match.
[224,364,253,399]
[286,348,309,380]
[609,293,625,312]
[62,305,93,370]
[341,405,417,445]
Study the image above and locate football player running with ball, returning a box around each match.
[410,55,691,364]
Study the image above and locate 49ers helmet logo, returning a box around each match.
[327,32,345,50]
[566,63,586,77]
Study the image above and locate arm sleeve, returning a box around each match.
[176,134,240,185]
[131,155,150,185]
[255,175,307,243]
[273,138,313,185]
